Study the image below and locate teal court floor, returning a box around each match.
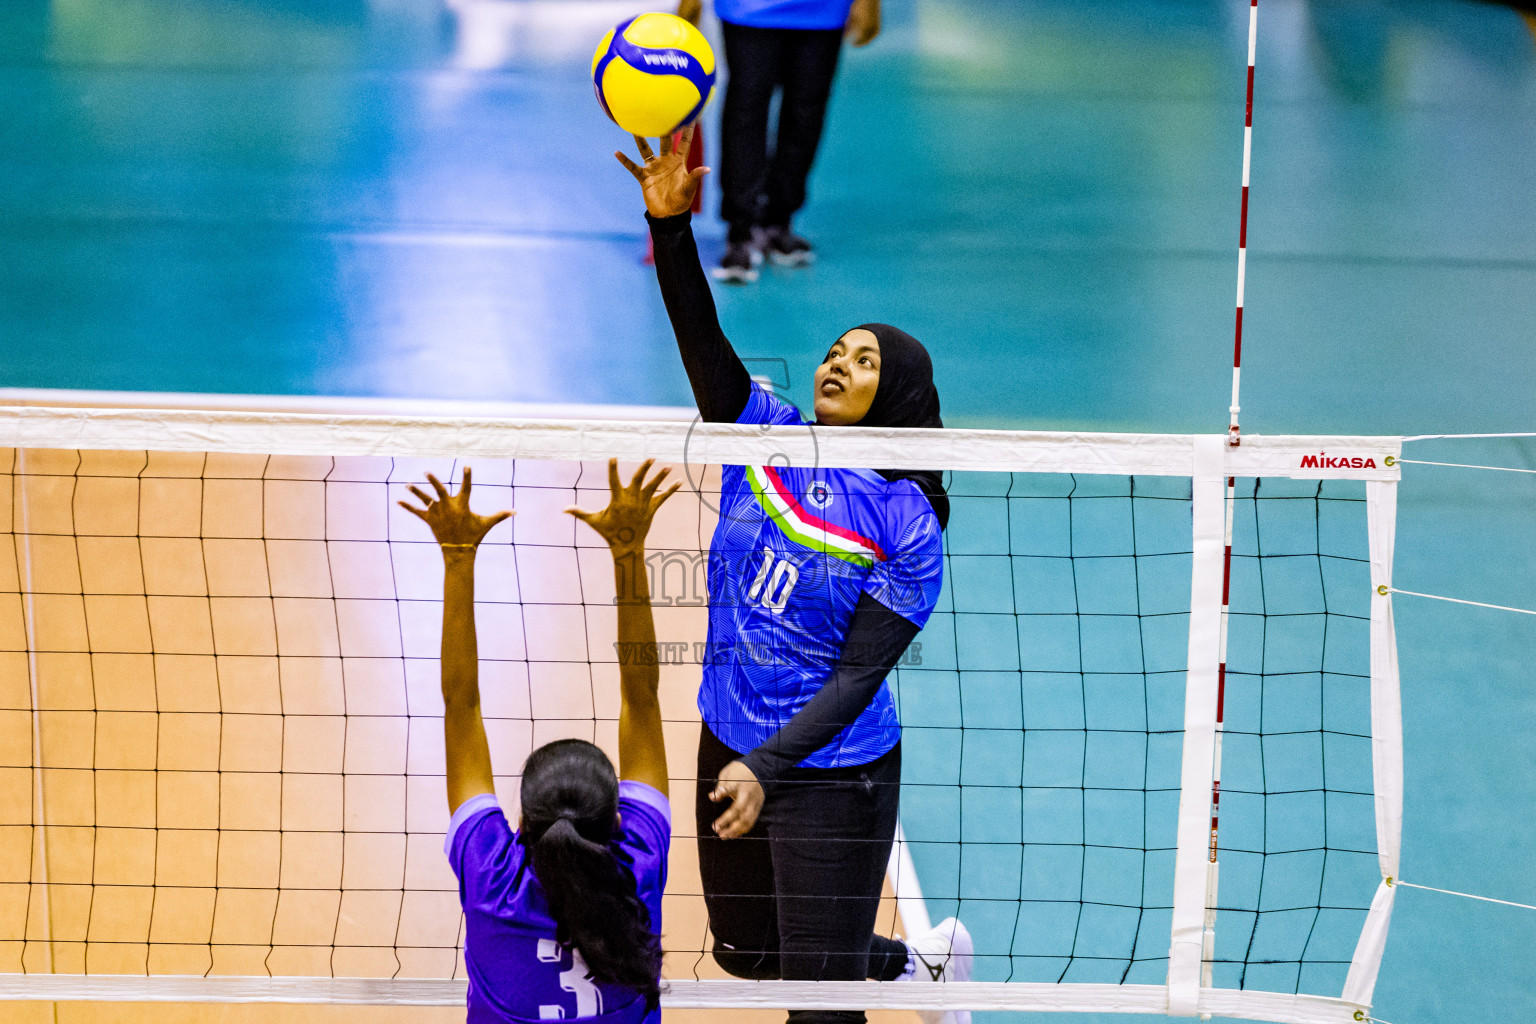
[2,0,1535,1022]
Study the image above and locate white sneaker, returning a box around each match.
[900,917,973,1024]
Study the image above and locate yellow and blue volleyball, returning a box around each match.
[591,13,716,137]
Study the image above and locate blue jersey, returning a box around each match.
[699,384,945,768]
[715,0,856,31]
[445,783,670,1024]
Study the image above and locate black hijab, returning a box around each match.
[846,323,949,530]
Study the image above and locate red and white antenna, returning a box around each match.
[1229,0,1257,449]
[1204,0,1259,1002]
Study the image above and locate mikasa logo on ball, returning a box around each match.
[806,480,834,510]
[641,52,689,69]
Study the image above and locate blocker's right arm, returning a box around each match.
[617,127,751,423]
[397,469,513,816]
[567,459,681,796]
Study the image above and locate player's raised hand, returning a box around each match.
[615,124,709,219]
[568,458,681,553]
[399,468,512,554]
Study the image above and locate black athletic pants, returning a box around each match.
[718,21,844,242]
[696,726,910,1024]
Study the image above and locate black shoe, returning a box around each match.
[758,225,815,267]
[711,239,761,283]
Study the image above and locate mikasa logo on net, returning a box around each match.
[1300,453,1378,469]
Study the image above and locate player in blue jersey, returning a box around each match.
[401,461,680,1024]
[617,127,974,1024]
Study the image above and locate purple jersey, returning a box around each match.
[445,782,670,1024]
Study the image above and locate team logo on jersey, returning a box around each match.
[805,479,835,510]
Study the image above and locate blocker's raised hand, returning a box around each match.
[399,468,513,552]
[615,123,709,219]
[567,458,681,553]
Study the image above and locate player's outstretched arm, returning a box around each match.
[399,469,513,815]
[569,459,681,795]
[617,126,750,423]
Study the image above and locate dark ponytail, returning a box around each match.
[521,739,663,1006]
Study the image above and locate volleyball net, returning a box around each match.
[0,403,1401,1023]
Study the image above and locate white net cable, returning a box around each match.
[1392,882,1536,913]
[0,405,1402,1024]
[1392,461,1536,475]
[1381,589,1536,617]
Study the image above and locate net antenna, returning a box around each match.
[1203,0,1259,1011]
[1229,0,1257,451]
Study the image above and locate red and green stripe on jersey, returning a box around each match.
[745,464,888,568]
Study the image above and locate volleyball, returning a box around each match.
[592,13,716,137]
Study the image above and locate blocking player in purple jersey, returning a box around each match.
[401,460,680,1024]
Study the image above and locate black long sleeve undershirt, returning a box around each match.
[647,211,752,423]
[646,213,921,787]
[739,593,921,787]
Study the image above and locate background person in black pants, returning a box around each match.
[678,0,880,282]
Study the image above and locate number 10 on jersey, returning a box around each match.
[746,547,799,613]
